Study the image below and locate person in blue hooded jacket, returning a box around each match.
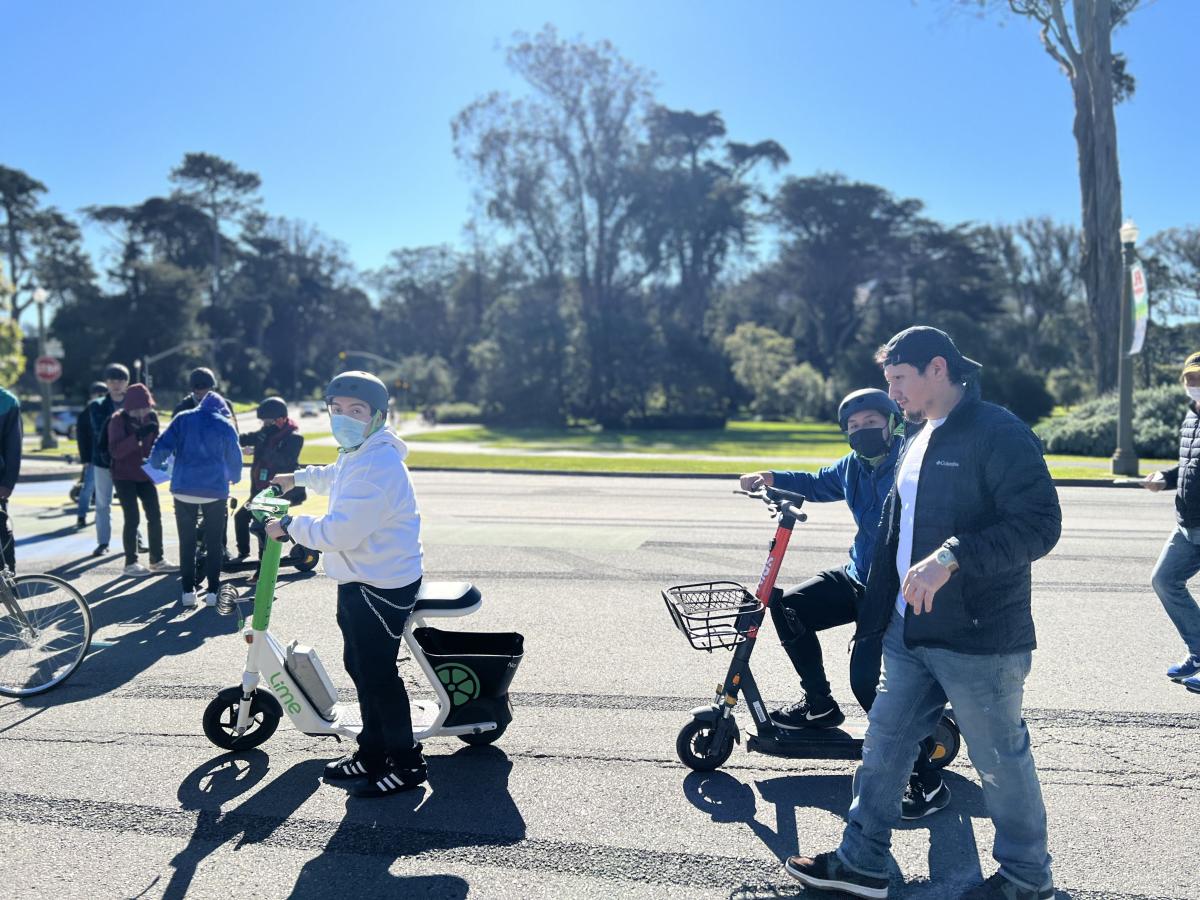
[149,391,243,608]
[740,387,951,820]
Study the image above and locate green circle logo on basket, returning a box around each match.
[436,663,481,706]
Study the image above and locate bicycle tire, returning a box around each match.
[0,574,93,697]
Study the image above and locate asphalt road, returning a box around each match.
[0,473,1196,899]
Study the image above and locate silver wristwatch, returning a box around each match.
[935,546,959,573]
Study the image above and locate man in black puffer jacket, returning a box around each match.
[785,327,1061,900]
[1143,351,1200,693]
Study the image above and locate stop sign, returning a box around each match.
[35,356,62,384]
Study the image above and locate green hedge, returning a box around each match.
[432,402,484,424]
[1036,384,1183,459]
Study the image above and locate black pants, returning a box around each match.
[112,480,163,566]
[0,498,14,571]
[772,565,940,785]
[175,499,227,593]
[233,505,261,558]
[336,578,422,764]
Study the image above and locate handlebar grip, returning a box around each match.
[765,486,806,505]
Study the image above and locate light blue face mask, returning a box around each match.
[330,413,373,450]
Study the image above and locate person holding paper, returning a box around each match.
[149,391,243,608]
[107,384,174,577]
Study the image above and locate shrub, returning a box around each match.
[432,402,483,424]
[982,368,1055,424]
[1046,368,1089,408]
[1036,384,1184,459]
[778,363,827,421]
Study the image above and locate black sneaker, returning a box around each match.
[959,872,1053,899]
[347,744,428,798]
[137,540,150,554]
[784,851,889,899]
[770,696,845,730]
[324,750,383,782]
[91,543,108,558]
[901,774,951,820]
[75,516,87,530]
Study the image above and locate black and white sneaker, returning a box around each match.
[347,744,428,798]
[770,696,845,730]
[901,775,951,820]
[323,751,381,782]
[959,872,1053,899]
[784,851,889,899]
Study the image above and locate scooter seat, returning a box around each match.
[414,582,481,613]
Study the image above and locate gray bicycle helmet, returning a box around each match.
[257,397,288,420]
[324,371,389,415]
[837,388,900,432]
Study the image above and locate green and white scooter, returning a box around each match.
[202,486,524,752]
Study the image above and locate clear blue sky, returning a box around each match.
[3,0,1197,276]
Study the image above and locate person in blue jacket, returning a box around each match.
[740,387,950,820]
[149,391,243,608]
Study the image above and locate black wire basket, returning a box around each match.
[662,581,762,651]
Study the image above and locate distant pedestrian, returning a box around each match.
[73,381,109,529]
[87,363,146,557]
[172,367,238,428]
[0,384,23,571]
[150,391,243,608]
[235,397,305,565]
[1144,350,1200,695]
[107,384,174,577]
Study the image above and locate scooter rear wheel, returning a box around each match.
[289,544,320,573]
[928,713,961,769]
[458,721,508,746]
[203,686,281,750]
[676,718,735,772]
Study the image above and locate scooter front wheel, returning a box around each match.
[676,718,735,772]
[458,720,508,747]
[928,713,961,769]
[203,686,282,750]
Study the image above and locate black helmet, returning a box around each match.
[324,371,389,415]
[102,363,129,381]
[189,367,217,390]
[837,388,900,432]
[257,397,288,420]
[89,381,108,397]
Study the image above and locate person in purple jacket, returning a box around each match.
[149,391,242,608]
[107,384,174,577]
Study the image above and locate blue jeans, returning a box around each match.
[1150,525,1200,658]
[93,465,113,546]
[838,611,1052,893]
[76,463,95,520]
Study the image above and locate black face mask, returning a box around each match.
[848,427,890,460]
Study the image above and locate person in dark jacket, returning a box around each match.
[786,327,1062,900]
[1143,350,1200,694]
[0,385,23,571]
[88,363,133,556]
[73,381,108,529]
[234,397,305,563]
[150,391,243,608]
[172,367,238,427]
[107,384,174,577]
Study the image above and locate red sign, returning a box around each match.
[35,356,62,384]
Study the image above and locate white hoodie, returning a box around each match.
[287,428,423,589]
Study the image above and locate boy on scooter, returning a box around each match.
[739,388,950,819]
[265,371,426,798]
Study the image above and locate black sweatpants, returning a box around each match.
[336,578,422,765]
[0,498,14,571]
[175,499,227,594]
[771,565,940,786]
[112,480,163,566]
[233,505,259,558]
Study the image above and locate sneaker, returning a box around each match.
[1183,674,1200,694]
[148,559,178,573]
[180,591,197,609]
[75,516,87,530]
[324,751,384,782]
[770,696,845,731]
[123,563,151,577]
[137,540,150,554]
[1167,654,1200,682]
[959,872,1053,899]
[783,851,889,899]
[202,591,218,607]
[901,775,951,820]
[346,744,428,798]
[91,543,109,558]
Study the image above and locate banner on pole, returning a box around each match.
[1128,261,1149,356]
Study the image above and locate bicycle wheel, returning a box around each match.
[0,574,93,697]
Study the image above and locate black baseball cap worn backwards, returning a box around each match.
[881,325,982,379]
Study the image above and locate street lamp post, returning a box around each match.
[1111,219,1139,477]
[32,287,58,450]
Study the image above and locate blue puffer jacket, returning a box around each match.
[770,440,900,584]
[148,392,243,499]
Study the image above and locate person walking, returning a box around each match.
[149,391,243,608]
[1143,350,1200,695]
[234,397,305,564]
[0,384,22,571]
[107,384,174,577]
[73,381,108,529]
[784,326,1062,900]
[87,363,145,557]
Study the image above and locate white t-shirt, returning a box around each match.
[894,416,947,616]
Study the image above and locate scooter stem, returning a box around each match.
[754,514,797,609]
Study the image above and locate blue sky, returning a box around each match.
[3,0,1197,277]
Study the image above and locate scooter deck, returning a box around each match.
[747,720,868,760]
